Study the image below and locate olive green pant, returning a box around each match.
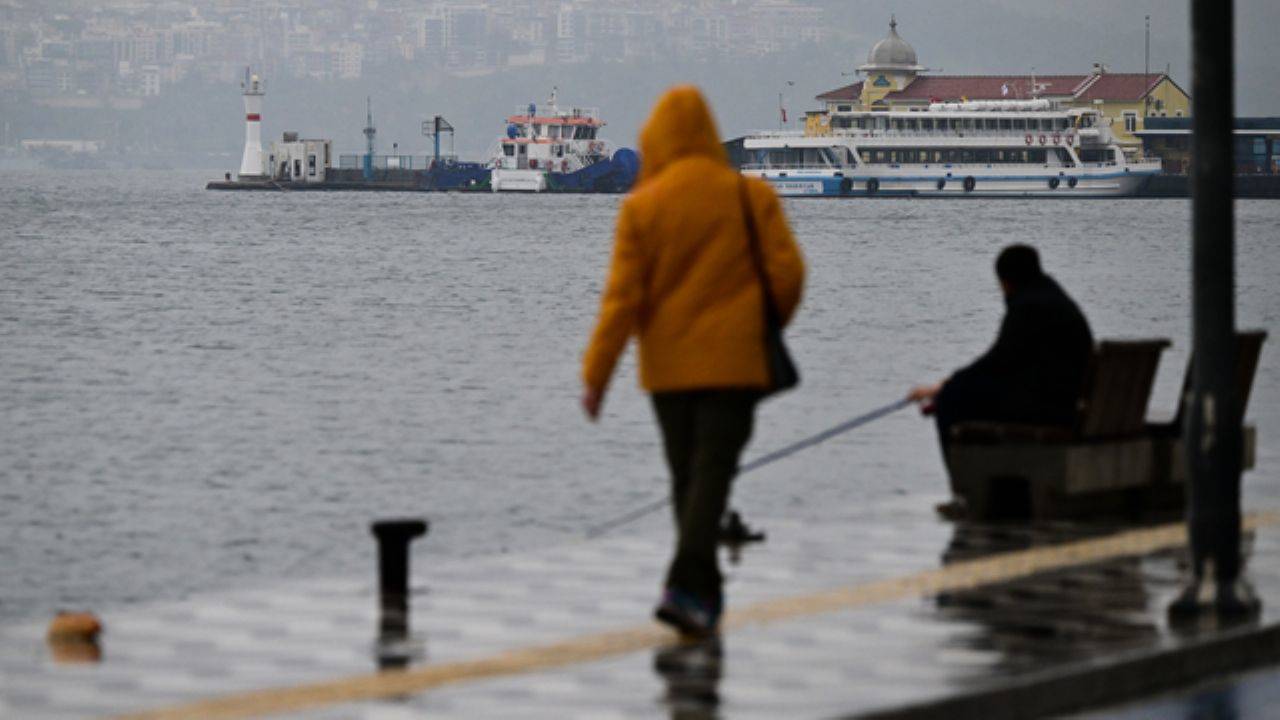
[651,390,759,604]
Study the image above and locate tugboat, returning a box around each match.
[489,88,638,193]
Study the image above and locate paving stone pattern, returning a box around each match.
[3,504,1279,719]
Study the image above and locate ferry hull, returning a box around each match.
[748,167,1158,198]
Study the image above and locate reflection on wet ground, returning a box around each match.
[938,523,1165,671]
[654,637,723,720]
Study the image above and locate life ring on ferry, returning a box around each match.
[1066,134,1075,144]
[963,176,976,193]
[1067,176,1079,189]
[865,178,880,195]
[1048,177,1060,190]
[529,159,538,169]
[1024,133,1033,145]
[1052,133,1062,145]
[1038,134,1047,145]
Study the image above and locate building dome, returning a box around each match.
[859,16,923,72]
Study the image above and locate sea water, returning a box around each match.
[2,169,1277,622]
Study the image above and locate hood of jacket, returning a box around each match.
[636,85,728,187]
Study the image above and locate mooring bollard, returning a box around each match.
[371,518,428,637]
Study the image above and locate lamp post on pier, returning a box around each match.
[1171,0,1258,619]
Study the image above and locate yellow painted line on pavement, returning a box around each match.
[116,511,1280,720]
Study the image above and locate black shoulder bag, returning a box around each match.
[738,178,800,396]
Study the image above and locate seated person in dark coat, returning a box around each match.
[908,245,1094,510]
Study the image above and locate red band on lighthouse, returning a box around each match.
[246,113,261,122]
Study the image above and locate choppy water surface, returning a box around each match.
[2,170,1277,623]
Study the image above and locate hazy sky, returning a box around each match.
[8,0,1279,161]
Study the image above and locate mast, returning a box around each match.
[1145,15,1152,116]
[363,96,376,180]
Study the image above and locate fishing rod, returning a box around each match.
[585,397,913,538]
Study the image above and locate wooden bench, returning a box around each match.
[1146,330,1266,504]
[944,339,1170,521]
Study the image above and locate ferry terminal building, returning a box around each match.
[807,18,1191,154]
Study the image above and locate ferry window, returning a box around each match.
[1028,149,1045,163]
[1058,118,1070,130]
[984,118,998,131]
[905,118,918,131]
[308,154,316,175]
[974,149,992,163]
[549,126,560,139]
[533,124,542,135]
[874,149,887,163]
[859,149,873,162]
[518,144,527,155]
[856,117,868,129]
[1012,118,1026,131]
[921,118,933,131]
[891,118,902,131]
[960,149,975,163]
[503,144,515,156]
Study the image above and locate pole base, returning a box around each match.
[1168,575,1261,623]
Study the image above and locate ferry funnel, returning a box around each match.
[238,68,266,179]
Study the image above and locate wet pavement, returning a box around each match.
[2,500,1279,719]
[1072,664,1280,720]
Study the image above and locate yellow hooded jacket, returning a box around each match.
[582,86,806,393]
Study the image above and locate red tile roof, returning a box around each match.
[882,75,1088,102]
[1073,73,1169,102]
[816,81,863,102]
[815,72,1180,105]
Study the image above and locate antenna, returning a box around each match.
[1145,15,1151,116]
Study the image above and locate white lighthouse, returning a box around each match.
[238,68,266,179]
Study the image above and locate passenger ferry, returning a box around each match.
[740,100,1161,197]
[489,89,631,192]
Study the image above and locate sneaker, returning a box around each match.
[654,588,719,637]
[935,498,969,521]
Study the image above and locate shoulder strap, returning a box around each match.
[738,177,783,327]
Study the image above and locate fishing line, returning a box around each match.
[585,397,912,538]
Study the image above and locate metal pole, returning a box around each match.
[433,116,441,165]
[1172,0,1254,619]
[371,519,428,636]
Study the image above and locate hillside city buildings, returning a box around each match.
[0,0,828,106]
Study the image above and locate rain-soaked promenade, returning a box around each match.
[3,497,1280,718]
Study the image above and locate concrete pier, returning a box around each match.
[2,495,1279,719]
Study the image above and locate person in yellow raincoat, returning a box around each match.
[581,86,805,636]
